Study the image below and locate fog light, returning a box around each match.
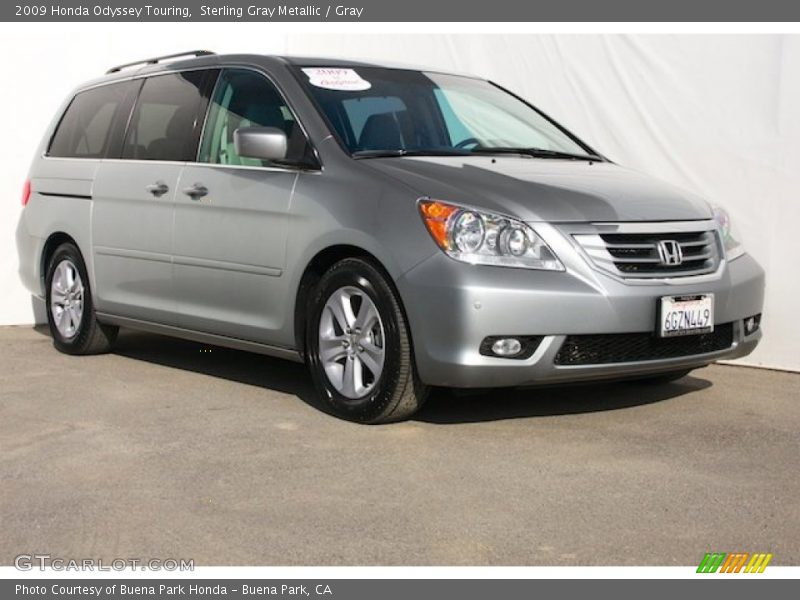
[491,338,522,357]
[744,314,761,335]
[479,335,544,360]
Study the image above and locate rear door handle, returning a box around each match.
[182,183,208,200]
[145,181,169,197]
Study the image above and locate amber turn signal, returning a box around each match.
[418,199,458,251]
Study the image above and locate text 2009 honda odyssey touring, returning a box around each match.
[17,51,765,423]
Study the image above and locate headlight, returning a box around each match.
[712,206,745,260]
[418,199,564,270]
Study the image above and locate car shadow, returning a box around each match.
[110,329,330,413]
[32,325,327,414]
[415,376,711,424]
[32,326,712,424]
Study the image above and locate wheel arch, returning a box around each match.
[40,231,82,293]
[293,244,408,359]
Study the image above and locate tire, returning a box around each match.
[306,258,428,423]
[45,242,118,355]
[630,368,693,385]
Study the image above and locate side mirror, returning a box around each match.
[234,127,288,162]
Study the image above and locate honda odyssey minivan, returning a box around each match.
[16,51,765,422]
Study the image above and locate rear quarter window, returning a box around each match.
[48,81,137,159]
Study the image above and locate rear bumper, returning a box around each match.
[16,216,45,298]
[397,251,765,388]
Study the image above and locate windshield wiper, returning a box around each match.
[352,147,602,161]
[470,147,602,161]
[352,149,470,159]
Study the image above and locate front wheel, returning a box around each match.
[306,258,428,423]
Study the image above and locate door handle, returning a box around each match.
[182,183,209,200]
[145,181,169,197]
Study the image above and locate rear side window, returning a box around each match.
[122,71,214,162]
[48,81,135,158]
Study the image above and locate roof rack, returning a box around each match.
[106,50,216,74]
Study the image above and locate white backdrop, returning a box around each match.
[1,26,798,371]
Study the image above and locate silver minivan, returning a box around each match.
[17,51,765,422]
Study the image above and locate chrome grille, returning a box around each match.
[573,224,721,279]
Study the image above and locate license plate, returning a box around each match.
[659,294,714,337]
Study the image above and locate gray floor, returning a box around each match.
[1,325,798,566]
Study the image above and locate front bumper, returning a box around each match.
[397,249,765,388]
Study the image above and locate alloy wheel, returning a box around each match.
[50,259,84,339]
[318,286,386,399]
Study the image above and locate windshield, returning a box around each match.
[297,66,596,158]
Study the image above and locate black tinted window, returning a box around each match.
[123,71,213,161]
[49,81,134,158]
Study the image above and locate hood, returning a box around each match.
[363,156,712,222]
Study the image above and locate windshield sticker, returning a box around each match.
[303,68,372,91]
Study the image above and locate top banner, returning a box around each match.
[5,0,800,22]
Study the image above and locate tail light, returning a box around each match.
[21,180,31,207]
